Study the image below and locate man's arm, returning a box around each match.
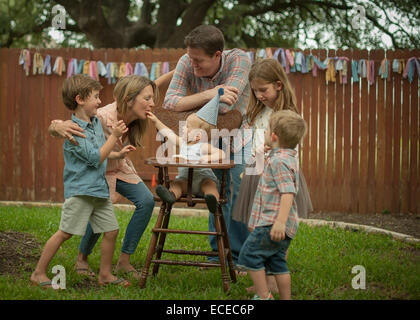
[217,49,251,113]
[163,55,240,112]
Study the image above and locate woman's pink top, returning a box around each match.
[97,102,142,203]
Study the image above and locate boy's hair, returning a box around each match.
[246,58,298,126]
[113,75,158,147]
[184,25,224,57]
[62,74,103,111]
[269,110,307,149]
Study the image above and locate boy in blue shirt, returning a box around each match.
[31,75,131,288]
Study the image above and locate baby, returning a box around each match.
[146,89,225,213]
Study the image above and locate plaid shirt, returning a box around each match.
[163,49,251,126]
[248,148,299,239]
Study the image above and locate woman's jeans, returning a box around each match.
[79,180,154,256]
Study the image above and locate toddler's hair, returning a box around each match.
[188,113,216,137]
[246,58,298,126]
[269,110,307,149]
[62,74,103,111]
[184,25,224,57]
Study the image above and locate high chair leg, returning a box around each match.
[214,205,231,292]
[152,204,172,276]
[139,203,167,288]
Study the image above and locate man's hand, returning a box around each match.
[214,85,239,106]
[49,120,86,146]
[270,221,286,242]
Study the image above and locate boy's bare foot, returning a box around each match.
[30,272,52,288]
[246,276,279,294]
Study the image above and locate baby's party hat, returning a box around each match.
[196,88,224,126]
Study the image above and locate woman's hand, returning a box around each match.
[49,120,86,145]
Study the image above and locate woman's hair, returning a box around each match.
[62,74,103,111]
[113,75,158,147]
[246,58,298,126]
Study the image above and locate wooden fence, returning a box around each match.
[0,48,419,214]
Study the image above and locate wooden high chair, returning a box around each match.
[138,106,242,292]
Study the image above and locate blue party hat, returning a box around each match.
[196,88,224,126]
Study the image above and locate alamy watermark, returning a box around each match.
[351,265,366,290]
[52,4,66,30]
[351,5,366,30]
[51,264,66,290]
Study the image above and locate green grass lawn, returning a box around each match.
[0,206,419,300]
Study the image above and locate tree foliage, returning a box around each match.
[1,0,419,49]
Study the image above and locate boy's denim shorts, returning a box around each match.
[237,225,291,275]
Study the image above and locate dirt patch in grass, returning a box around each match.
[0,231,40,276]
[310,212,420,239]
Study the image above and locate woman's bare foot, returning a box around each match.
[115,256,140,279]
[75,253,95,276]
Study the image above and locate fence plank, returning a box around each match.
[374,49,386,213]
[342,49,352,213]
[317,49,328,211]
[335,49,344,211]
[351,49,361,213]
[400,49,411,213]
[409,49,419,214]
[366,50,380,212]
[392,50,403,213]
[302,49,311,190]
[0,49,9,200]
[359,49,369,213]
[326,49,336,212]
[309,49,319,209]
[384,50,394,213]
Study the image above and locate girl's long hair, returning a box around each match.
[113,75,158,147]
[246,58,298,126]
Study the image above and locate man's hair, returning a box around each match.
[62,74,103,110]
[269,110,307,149]
[184,25,224,56]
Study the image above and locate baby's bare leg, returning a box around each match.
[201,179,219,213]
[200,179,219,201]
[170,180,186,199]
